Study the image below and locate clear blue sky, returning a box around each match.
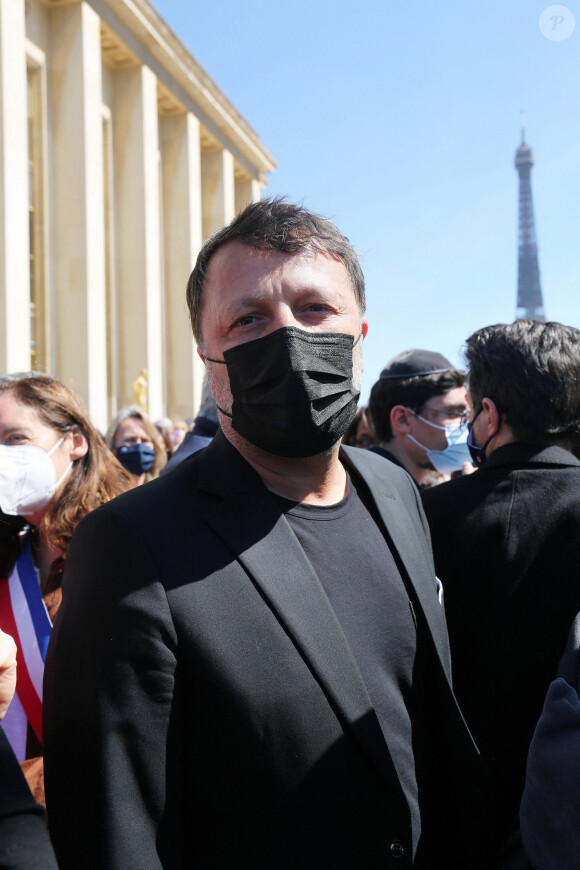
[153,0,580,402]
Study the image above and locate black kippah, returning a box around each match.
[379,349,455,380]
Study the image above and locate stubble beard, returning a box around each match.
[205,362,267,459]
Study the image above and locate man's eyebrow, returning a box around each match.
[223,288,334,310]
[223,291,270,309]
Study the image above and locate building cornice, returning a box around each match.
[44,0,276,179]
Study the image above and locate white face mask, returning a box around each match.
[0,436,71,517]
[406,412,471,474]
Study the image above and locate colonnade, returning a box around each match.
[0,0,274,430]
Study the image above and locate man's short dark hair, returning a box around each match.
[186,197,365,347]
[465,320,580,451]
[369,370,466,443]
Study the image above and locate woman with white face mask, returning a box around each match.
[0,373,131,802]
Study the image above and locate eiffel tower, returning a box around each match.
[514,118,546,321]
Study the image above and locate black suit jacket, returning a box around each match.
[44,432,488,869]
[422,443,580,856]
[0,726,57,869]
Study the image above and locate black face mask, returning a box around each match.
[467,406,500,466]
[206,326,361,458]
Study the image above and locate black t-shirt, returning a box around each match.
[274,471,431,858]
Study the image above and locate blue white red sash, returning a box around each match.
[0,537,52,743]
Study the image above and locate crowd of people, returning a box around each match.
[1,197,580,869]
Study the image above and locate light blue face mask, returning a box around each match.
[407,413,472,474]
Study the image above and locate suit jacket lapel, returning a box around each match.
[341,446,452,678]
[197,433,406,794]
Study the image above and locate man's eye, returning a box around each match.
[235,315,256,327]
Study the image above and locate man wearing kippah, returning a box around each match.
[368,349,472,486]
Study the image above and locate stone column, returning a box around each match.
[50,1,108,429]
[159,111,205,419]
[201,147,235,241]
[235,176,262,214]
[113,64,163,419]
[0,0,30,373]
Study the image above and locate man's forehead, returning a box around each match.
[206,240,344,278]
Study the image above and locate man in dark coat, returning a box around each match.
[422,319,580,863]
[161,379,219,475]
[44,199,488,869]
[0,630,57,870]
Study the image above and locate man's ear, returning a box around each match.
[390,405,414,436]
[480,397,501,439]
[197,347,206,363]
[361,318,369,339]
[69,429,89,461]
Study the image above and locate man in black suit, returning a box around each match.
[44,199,488,869]
[422,320,580,862]
[0,630,57,869]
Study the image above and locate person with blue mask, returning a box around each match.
[106,405,166,487]
[368,349,472,487]
[161,377,219,475]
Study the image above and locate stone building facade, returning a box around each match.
[0,0,275,429]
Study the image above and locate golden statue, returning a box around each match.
[132,368,148,411]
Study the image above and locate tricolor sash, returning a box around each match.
[0,537,52,743]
